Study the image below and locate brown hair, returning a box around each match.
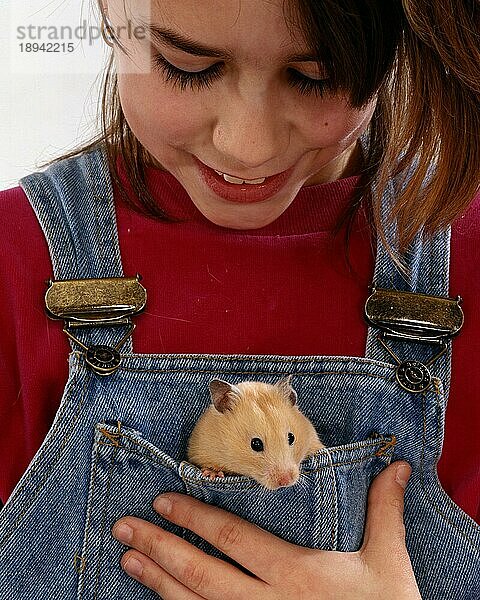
[377,0,480,260]
[39,0,480,266]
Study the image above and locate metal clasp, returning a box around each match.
[365,287,464,393]
[45,275,147,375]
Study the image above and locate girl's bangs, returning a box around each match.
[286,0,405,107]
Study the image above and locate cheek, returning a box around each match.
[303,95,376,148]
[117,73,209,149]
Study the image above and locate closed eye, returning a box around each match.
[151,53,224,91]
[286,68,331,97]
[151,53,331,97]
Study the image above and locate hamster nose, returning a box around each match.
[276,470,298,488]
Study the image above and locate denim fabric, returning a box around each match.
[0,142,478,599]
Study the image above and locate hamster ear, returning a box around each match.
[276,375,297,406]
[208,379,240,413]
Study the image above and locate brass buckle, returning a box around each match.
[365,287,464,393]
[45,275,147,375]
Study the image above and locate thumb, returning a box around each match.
[361,461,411,553]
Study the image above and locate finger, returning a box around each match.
[361,461,411,554]
[112,517,266,600]
[121,549,201,600]
[153,493,297,583]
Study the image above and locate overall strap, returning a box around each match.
[19,144,133,352]
[364,161,453,401]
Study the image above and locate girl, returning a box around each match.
[0,0,479,598]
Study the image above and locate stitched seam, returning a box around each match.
[325,449,338,550]
[118,367,393,380]
[78,432,103,598]
[107,429,394,481]
[93,444,119,598]
[104,431,177,470]
[104,446,175,471]
[0,369,91,549]
[118,430,392,458]
[3,366,82,502]
[431,383,480,531]
[420,384,480,554]
[179,453,394,487]
[304,452,394,471]
[317,462,324,548]
[95,352,394,366]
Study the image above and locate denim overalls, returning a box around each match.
[0,143,479,599]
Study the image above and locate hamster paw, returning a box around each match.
[201,468,225,480]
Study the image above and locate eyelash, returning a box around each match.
[287,69,331,97]
[151,53,331,97]
[152,53,223,92]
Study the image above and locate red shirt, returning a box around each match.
[1,159,479,523]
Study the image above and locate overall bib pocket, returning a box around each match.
[78,423,395,599]
[182,433,396,556]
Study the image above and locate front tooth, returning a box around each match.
[216,170,267,185]
[223,173,246,184]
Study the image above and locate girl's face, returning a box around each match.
[113,0,376,229]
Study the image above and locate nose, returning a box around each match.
[212,91,290,172]
[276,472,296,487]
[271,465,300,489]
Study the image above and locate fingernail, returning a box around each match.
[112,522,133,544]
[154,495,172,515]
[395,462,411,489]
[123,556,143,578]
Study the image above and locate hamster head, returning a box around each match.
[208,376,323,490]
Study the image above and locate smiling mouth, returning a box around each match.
[194,157,295,204]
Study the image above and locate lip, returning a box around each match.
[194,158,294,204]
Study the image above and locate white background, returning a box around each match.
[0,0,110,190]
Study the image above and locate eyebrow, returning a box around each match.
[143,24,318,63]
[144,25,233,59]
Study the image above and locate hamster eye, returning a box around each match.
[288,432,295,445]
[251,437,264,452]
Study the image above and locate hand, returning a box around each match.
[112,461,421,599]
